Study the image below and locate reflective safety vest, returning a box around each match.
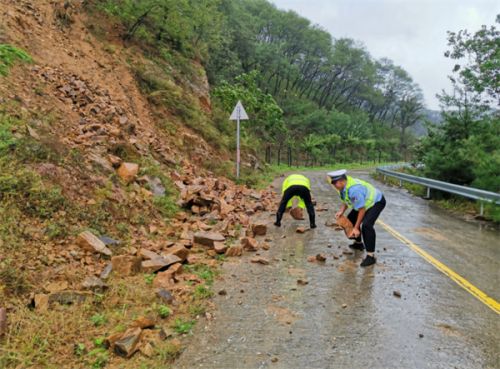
[282,174,311,209]
[339,176,377,209]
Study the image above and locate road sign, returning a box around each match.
[230,100,249,121]
[229,100,249,179]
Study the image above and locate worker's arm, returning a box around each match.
[335,203,347,218]
[350,207,366,238]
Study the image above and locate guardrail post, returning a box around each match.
[480,202,484,216]
[399,180,402,187]
[426,187,431,199]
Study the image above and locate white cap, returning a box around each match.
[327,169,347,181]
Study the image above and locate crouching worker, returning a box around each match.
[274,174,316,229]
[327,170,386,267]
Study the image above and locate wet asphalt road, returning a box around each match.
[175,170,500,369]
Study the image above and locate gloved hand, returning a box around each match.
[274,221,281,227]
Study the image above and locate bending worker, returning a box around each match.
[274,174,316,229]
[327,170,386,267]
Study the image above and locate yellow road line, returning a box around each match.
[378,220,500,315]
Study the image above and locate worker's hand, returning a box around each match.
[335,210,343,219]
[349,227,360,238]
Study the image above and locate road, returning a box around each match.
[175,170,500,369]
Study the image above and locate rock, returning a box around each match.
[163,245,189,262]
[108,154,122,168]
[48,291,90,305]
[111,255,142,276]
[419,333,424,338]
[315,254,326,262]
[114,327,142,358]
[100,263,113,280]
[271,357,279,363]
[131,316,156,329]
[45,280,68,293]
[290,207,304,220]
[139,342,155,357]
[98,235,121,246]
[296,227,308,234]
[214,242,228,254]
[225,246,243,257]
[218,289,227,296]
[251,256,269,265]
[141,255,181,273]
[297,279,308,286]
[77,231,112,256]
[342,303,347,309]
[34,294,49,311]
[0,308,6,337]
[393,290,402,298]
[262,242,270,250]
[241,237,258,251]
[342,250,354,255]
[81,276,108,291]
[139,249,160,260]
[251,223,267,236]
[193,231,225,248]
[336,216,354,238]
[153,270,176,289]
[117,162,139,184]
[156,289,174,304]
[307,255,316,263]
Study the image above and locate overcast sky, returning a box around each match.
[271,0,499,110]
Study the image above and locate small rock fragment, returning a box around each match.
[393,290,402,298]
[296,227,308,234]
[250,256,269,265]
[77,231,112,256]
[225,246,243,257]
[315,254,326,262]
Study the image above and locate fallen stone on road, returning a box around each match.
[296,227,308,234]
[225,246,243,257]
[250,256,269,265]
[335,216,354,238]
[315,254,326,262]
[393,290,402,298]
[194,231,225,248]
[290,207,304,220]
[214,242,228,254]
[251,223,267,236]
[241,237,258,251]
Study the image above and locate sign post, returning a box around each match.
[229,100,249,179]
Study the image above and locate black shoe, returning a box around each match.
[310,224,317,229]
[360,255,376,267]
[274,221,281,227]
[348,242,364,251]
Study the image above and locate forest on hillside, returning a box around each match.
[94,0,425,165]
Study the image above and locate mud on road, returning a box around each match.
[175,170,500,369]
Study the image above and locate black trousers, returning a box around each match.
[347,196,386,252]
[276,185,316,226]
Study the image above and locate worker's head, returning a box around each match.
[327,170,347,191]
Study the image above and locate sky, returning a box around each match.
[271,0,499,110]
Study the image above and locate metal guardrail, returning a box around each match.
[376,165,500,215]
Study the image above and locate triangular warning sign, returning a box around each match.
[229,100,249,120]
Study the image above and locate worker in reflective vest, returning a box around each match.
[328,169,386,267]
[274,174,316,229]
